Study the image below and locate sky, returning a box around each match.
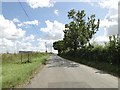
[0,0,119,53]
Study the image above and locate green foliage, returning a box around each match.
[63,9,100,51]
[107,35,120,64]
[53,40,65,54]
[53,9,119,76]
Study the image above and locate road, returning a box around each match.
[26,54,118,88]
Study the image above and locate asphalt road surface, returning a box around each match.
[26,54,118,88]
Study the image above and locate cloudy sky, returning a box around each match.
[0,0,119,53]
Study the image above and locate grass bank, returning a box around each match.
[2,53,50,88]
[60,55,119,77]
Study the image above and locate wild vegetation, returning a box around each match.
[2,52,50,88]
[53,9,120,76]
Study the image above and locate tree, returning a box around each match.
[53,40,64,54]
[64,9,100,51]
[108,34,120,64]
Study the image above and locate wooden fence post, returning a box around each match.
[28,53,30,62]
[21,53,22,63]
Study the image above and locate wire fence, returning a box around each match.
[2,52,46,64]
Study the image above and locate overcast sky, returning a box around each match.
[0,0,119,53]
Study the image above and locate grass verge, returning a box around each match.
[2,53,50,88]
[60,55,118,77]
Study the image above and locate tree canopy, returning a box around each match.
[53,9,100,51]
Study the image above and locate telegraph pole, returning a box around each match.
[51,45,53,53]
[45,42,47,53]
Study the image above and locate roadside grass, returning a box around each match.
[2,53,50,88]
[0,54,2,89]
[61,55,118,77]
[2,53,47,63]
[0,65,2,89]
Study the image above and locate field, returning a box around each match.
[1,52,50,88]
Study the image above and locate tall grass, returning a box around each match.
[2,52,47,63]
[2,53,50,88]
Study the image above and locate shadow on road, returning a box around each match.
[46,55,80,68]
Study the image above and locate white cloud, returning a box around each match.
[18,41,35,52]
[100,18,118,28]
[23,34,35,42]
[99,0,118,10]
[0,38,14,53]
[37,38,58,53]
[0,15,26,40]
[94,36,109,43]
[17,34,37,52]
[54,9,59,16]
[0,15,58,53]
[90,35,109,45]
[0,15,57,53]
[26,0,55,9]
[0,38,14,47]
[18,20,39,27]
[39,20,64,53]
[107,24,118,36]
[13,18,20,23]
[25,35,35,42]
[87,0,118,42]
[98,0,119,37]
[40,20,64,40]
[0,15,27,53]
[86,0,119,36]
[86,0,119,41]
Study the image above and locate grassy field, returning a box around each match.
[2,53,50,88]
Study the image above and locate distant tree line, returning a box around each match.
[53,9,120,66]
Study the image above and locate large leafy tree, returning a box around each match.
[53,40,64,54]
[64,9,100,51]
